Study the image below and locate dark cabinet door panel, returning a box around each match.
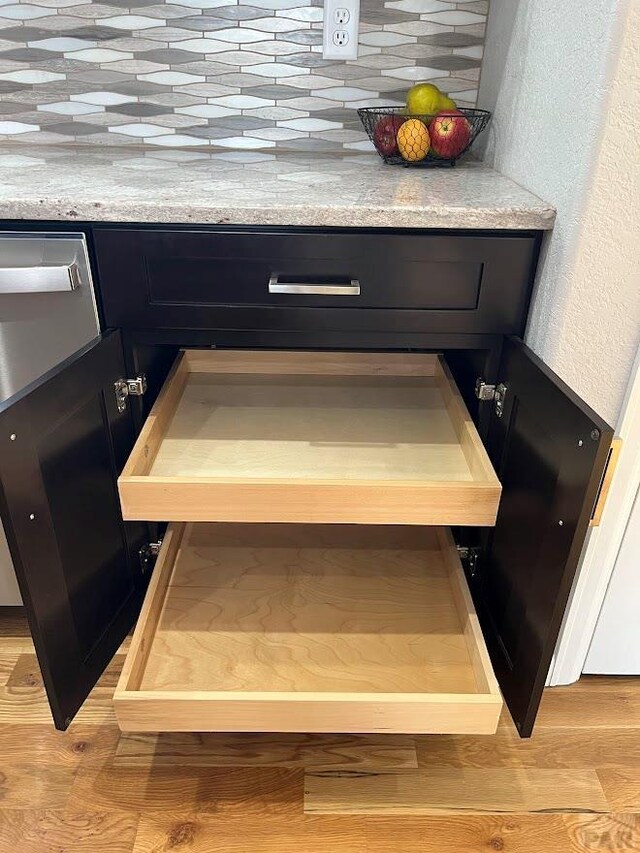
[94,228,539,337]
[478,338,613,736]
[0,331,145,729]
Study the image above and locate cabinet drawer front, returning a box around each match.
[94,228,538,336]
[113,523,502,734]
[118,349,501,527]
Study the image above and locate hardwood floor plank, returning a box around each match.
[0,647,123,725]
[0,644,122,725]
[68,765,302,815]
[536,677,640,729]
[5,654,41,689]
[0,686,117,725]
[304,768,610,815]
[133,815,367,853]
[416,728,640,769]
[0,641,45,686]
[0,763,76,809]
[360,815,576,853]
[134,814,576,853]
[596,768,640,811]
[115,732,417,769]
[0,640,46,655]
[0,724,120,768]
[96,654,128,689]
[563,813,640,852]
[0,810,138,853]
[0,655,18,688]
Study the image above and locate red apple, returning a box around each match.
[373,114,404,156]
[428,110,471,158]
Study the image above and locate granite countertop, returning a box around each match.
[0,146,555,230]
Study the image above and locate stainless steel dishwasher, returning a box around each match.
[0,232,100,604]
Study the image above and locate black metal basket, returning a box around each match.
[357,107,491,167]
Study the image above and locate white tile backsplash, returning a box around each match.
[0,0,487,149]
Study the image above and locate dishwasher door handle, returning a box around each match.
[0,263,81,293]
[268,274,360,296]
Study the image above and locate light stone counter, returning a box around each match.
[0,146,555,230]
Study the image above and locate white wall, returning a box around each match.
[479,0,640,685]
[479,0,640,425]
[584,481,640,673]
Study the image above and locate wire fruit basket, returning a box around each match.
[357,107,491,168]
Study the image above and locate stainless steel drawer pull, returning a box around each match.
[0,263,81,293]
[268,275,360,296]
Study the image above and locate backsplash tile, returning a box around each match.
[0,0,486,149]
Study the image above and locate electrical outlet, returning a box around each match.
[323,0,359,60]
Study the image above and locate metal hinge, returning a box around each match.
[114,374,147,413]
[475,377,496,401]
[475,377,508,418]
[139,540,162,574]
[457,545,480,577]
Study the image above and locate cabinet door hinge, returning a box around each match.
[475,377,508,418]
[457,545,480,578]
[139,540,163,574]
[114,374,147,413]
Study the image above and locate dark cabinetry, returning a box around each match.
[0,332,147,728]
[94,227,539,339]
[0,224,612,737]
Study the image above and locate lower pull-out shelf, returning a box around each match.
[114,523,502,734]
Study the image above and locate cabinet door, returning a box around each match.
[0,331,145,730]
[479,338,613,737]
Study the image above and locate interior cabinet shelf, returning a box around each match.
[113,522,503,734]
[118,350,501,526]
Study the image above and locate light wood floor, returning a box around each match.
[0,609,638,852]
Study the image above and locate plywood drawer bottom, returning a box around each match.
[114,522,502,734]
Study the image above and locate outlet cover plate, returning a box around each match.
[323,0,360,61]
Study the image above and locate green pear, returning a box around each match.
[439,94,458,110]
[406,83,442,116]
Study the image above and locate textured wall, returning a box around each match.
[479,0,639,424]
[0,0,487,150]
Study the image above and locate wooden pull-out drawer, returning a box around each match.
[118,350,501,526]
[113,523,502,734]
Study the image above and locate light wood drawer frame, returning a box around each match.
[113,524,503,734]
[118,350,501,526]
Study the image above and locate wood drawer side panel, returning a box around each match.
[439,527,501,699]
[121,352,188,479]
[115,523,186,698]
